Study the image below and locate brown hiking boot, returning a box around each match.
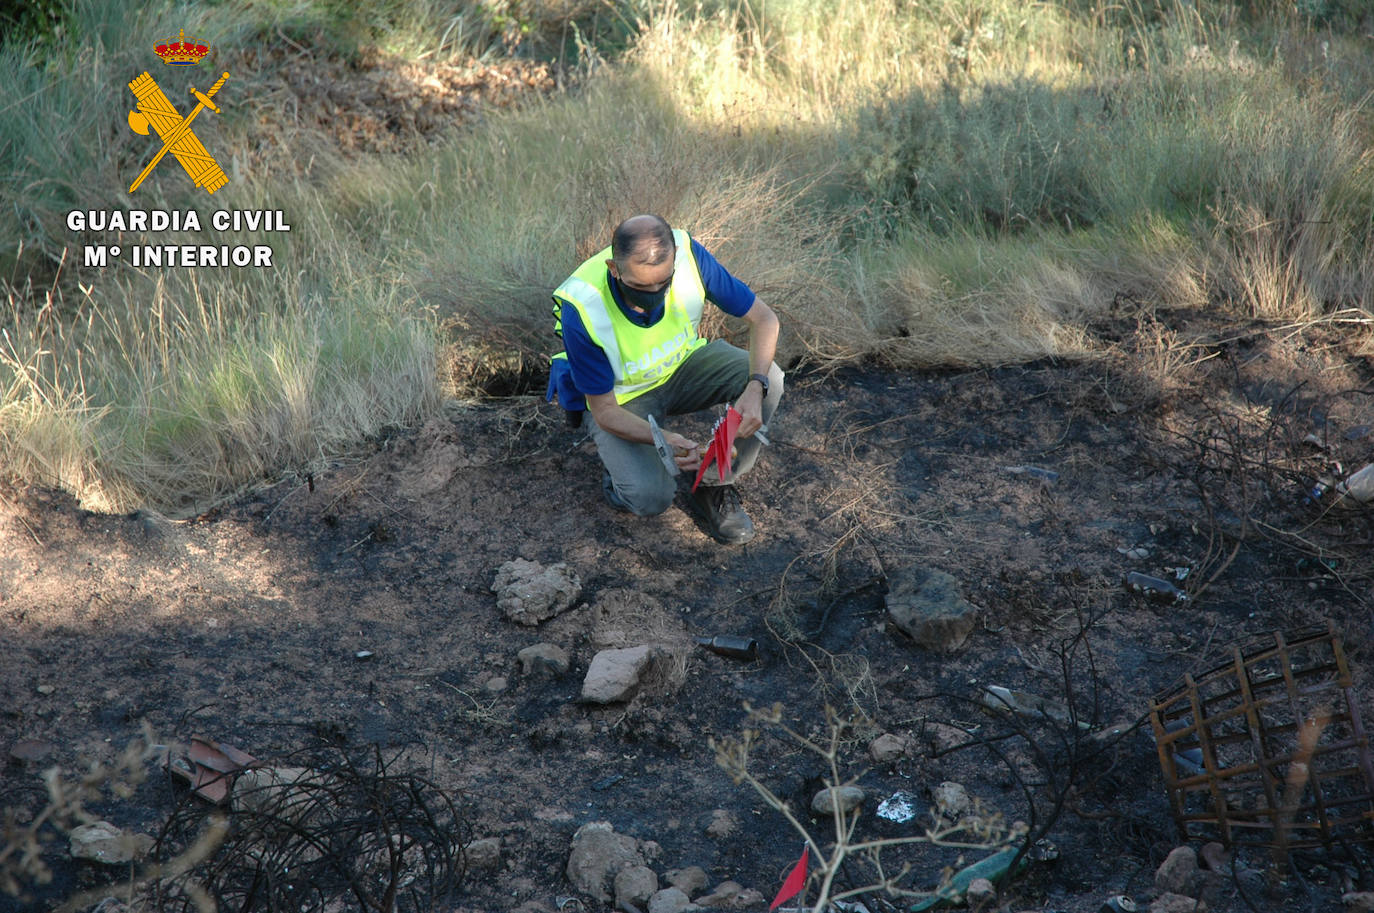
[690,484,754,544]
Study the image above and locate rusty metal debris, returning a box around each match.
[1149,624,1374,859]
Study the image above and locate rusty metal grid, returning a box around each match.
[1149,623,1374,856]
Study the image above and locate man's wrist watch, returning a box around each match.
[747,372,769,395]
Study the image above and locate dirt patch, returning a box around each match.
[2,310,1373,912]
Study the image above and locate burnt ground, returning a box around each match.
[3,305,1374,913]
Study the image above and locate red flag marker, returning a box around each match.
[769,844,809,910]
[692,406,743,492]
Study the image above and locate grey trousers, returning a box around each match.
[591,340,785,516]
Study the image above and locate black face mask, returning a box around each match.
[619,282,668,313]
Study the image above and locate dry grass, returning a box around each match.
[4,0,1373,511]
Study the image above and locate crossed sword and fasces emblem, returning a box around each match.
[126,70,230,194]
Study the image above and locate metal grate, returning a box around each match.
[1149,623,1374,858]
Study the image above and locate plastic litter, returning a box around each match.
[908,847,1028,912]
[1338,462,1374,502]
[876,790,920,823]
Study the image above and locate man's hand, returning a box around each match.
[734,382,765,439]
[664,430,702,472]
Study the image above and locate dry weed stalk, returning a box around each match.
[1171,355,1374,608]
[711,702,1022,912]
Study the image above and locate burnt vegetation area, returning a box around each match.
[4,299,1374,912]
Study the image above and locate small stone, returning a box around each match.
[69,821,153,864]
[869,732,912,762]
[566,821,644,902]
[966,877,996,912]
[518,643,570,676]
[647,887,694,913]
[705,809,737,839]
[931,781,971,820]
[615,865,659,908]
[36,685,55,695]
[923,722,970,754]
[731,888,766,909]
[1154,846,1198,896]
[885,567,979,652]
[581,646,662,704]
[485,676,508,693]
[491,559,581,626]
[1198,841,1229,872]
[665,866,708,897]
[8,738,55,762]
[811,785,865,815]
[1150,893,1206,913]
[1345,893,1374,913]
[696,881,742,907]
[465,837,501,870]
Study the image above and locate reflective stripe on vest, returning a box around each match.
[552,228,707,402]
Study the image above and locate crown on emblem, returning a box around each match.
[154,29,210,65]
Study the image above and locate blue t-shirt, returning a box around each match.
[555,238,756,398]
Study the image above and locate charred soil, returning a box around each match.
[3,308,1374,912]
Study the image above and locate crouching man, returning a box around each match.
[550,214,783,544]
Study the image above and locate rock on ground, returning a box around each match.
[566,820,645,902]
[491,559,581,626]
[811,785,865,815]
[869,732,913,762]
[1151,893,1207,913]
[615,865,659,908]
[69,821,153,864]
[581,645,662,704]
[648,886,695,913]
[1154,846,1197,896]
[465,836,501,871]
[885,567,979,651]
[931,781,971,821]
[518,642,570,676]
[665,865,709,897]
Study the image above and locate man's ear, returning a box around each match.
[605,259,618,278]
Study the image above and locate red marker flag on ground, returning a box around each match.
[769,844,809,910]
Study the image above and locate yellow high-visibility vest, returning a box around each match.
[552,228,707,402]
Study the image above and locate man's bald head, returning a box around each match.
[612,215,675,270]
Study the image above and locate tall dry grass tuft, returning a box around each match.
[366,68,848,387]
[1,177,438,514]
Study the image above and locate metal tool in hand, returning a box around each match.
[646,414,680,477]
